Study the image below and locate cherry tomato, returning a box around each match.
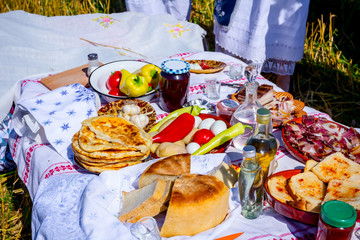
[200,61,211,70]
[108,88,121,96]
[106,71,122,90]
[192,129,215,145]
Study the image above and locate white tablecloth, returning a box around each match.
[4,50,359,240]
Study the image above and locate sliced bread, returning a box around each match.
[287,171,326,213]
[304,160,318,172]
[267,175,294,204]
[323,179,360,210]
[118,179,172,223]
[311,152,360,183]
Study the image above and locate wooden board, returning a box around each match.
[40,64,101,90]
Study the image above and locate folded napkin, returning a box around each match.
[11,83,98,160]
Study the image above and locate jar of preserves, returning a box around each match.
[216,99,239,123]
[316,200,357,240]
[159,59,190,112]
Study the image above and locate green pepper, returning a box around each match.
[140,64,161,89]
[149,105,203,133]
[120,74,148,97]
[192,123,252,155]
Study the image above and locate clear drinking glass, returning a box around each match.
[228,64,244,80]
[130,217,161,240]
[204,77,221,100]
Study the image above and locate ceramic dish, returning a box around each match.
[89,60,157,103]
[281,117,353,164]
[265,169,360,225]
[265,169,319,225]
[97,99,157,133]
[185,60,226,74]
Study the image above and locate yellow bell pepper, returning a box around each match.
[120,74,148,97]
[140,64,161,89]
[119,69,131,89]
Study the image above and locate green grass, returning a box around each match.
[1,0,360,238]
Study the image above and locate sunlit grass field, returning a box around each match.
[1,0,359,238]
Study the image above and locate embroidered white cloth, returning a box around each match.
[0,10,206,122]
[214,0,310,67]
[3,51,360,239]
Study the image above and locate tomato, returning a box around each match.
[200,62,210,70]
[192,129,215,145]
[108,88,121,96]
[106,71,122,90]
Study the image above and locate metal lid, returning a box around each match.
[161,59,190,74]
[256,108,271,124]
[88,53,98,60]
[320,200,357,228]
[219,99,239,110]
[243,145,256,158]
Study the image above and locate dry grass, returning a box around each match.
[0,0,359,239]
[0,171,31,239]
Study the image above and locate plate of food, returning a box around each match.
[150,113,231,158]
[97,99,157,133]
[185,59,226,74]
[89,60,160,103]
[282,115,360,163]
[231,84,306,127]
[265,152,360,225]
[71,115,152,173]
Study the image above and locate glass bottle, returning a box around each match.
[230,81,263,151]
[245,108,277,179]
[87,53,100,76]
[316,200,357,240]
[238,145,264,219]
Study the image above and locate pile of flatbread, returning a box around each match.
[72,115,152,173]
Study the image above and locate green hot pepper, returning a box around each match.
[149,105,203,133]
[192,123,252,155]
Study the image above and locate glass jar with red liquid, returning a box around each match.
[216,99,239,123]
[159,59,190,112]
[316,200,357,240]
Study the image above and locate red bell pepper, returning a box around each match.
[152,113,195,143]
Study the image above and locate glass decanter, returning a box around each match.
[230,81,263,151]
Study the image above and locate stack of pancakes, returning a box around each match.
[72,115,152,173]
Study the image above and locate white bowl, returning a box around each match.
[89,60,157,103]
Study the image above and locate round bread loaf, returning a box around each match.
[160,174,229,237]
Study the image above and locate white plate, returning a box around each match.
[89,60,157,103]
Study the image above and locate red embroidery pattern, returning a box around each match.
[156,113,169,121]
[41,162,86,180]
[21,79,42,88]
[23,144,46,184]
[168,52,196,59]
[11,136,21,159]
